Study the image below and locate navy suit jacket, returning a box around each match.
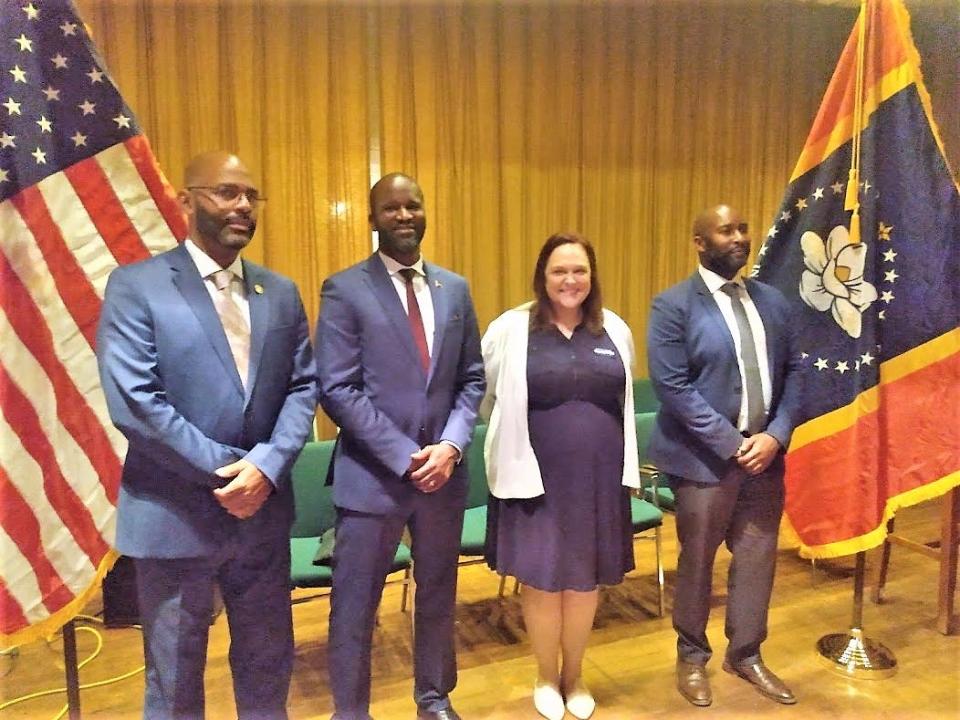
[646,271,803,485]
[97,243,317,558]
[315,253,485,515]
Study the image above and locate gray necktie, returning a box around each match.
[720,282,765,434]
[210,269,250,387]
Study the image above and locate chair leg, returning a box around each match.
[401,566,411,613]
[654,525,665,617]
[513,578,520,595]
[497,574,507,598]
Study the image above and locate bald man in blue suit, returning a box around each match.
[97,152,317,719]
[647,205,803,709]
[316,173,485,720]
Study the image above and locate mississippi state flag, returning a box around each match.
[753,0,960,558]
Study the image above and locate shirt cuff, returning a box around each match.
[439,439,463,464]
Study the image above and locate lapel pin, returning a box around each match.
[434,279,443,288]
[254,283,264,295]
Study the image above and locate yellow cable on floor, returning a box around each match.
[0,615,145,719]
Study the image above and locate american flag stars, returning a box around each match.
[0,1,140,202]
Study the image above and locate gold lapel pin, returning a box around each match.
[254,283,264,294]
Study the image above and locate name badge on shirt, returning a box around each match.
[593,347,615,356]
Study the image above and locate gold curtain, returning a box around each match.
[75,0,956,439]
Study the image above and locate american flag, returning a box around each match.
[1,0,185,645]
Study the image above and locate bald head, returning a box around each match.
[692,203,750,280]
[184,151,248,187]
[369,173,422,211]
[692,204,733,240]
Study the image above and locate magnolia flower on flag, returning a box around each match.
[798,225,878,338]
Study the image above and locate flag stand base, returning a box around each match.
[815,551,897,679]
[816,627,897,678]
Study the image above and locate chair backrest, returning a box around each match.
[290,440,337,538]
[633,377,660,413]
[465,423,490,509]
[635,412,657,465]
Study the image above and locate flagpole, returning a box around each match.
[815,551,897,678]
[62,620,82,720]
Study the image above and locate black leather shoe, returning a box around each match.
[722,660,796,705]
[416,709,462,720]
[676,660,712,707]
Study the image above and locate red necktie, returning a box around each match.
[399,268,430,374]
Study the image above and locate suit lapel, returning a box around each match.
[692,272,737,358]
[244,260,267,401]
[169,244,245,396]
[362,254,426,377]
[423,262,446,384]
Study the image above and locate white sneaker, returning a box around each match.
[533,679,565,720]
[564,680,595,720]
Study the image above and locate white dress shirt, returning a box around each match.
[184,238,250,328]
[378,251,435,357]
[698,264,772,433]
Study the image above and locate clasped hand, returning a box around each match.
[408,443,458,493]
[735,432,780,476]
[213,459,272,518]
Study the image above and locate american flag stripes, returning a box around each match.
[1,0,185,644]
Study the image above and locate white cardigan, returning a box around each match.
[480,303,640,499]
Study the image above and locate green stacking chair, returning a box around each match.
[629,494,665,617]
[635,411,675,512]
[632,376,661,413]
[289,440,411,611]
[461,424,511,596]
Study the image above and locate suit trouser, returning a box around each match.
[328,487,466,719]
[134,529,293,720]
[671,468,784,666]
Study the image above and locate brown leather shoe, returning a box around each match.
[722,660,797,704]
[676,660,712,707]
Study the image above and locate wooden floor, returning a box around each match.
[2,499,957,719]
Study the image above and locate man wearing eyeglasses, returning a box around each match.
[97,151,317,719]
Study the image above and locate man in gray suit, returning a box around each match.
[647,204,803,708]
[97,151,317,718]
[316,173,485,720]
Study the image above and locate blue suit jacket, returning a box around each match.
[315,253,485,514]
[97,243,317,558]
[646,271,804,485]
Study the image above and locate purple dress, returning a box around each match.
[485,324,634,592]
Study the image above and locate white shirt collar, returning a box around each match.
[378,250,425,278]
[698,264,743,295]
[185,238,245,281]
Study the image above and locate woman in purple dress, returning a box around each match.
[480,233,641,720]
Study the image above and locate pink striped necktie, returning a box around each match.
[210,269,250,387]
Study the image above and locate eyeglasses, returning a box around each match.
[187,184,266,206]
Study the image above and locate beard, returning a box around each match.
[195,203,255,251]
[701,244,748,279]
[378,227,424,259]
